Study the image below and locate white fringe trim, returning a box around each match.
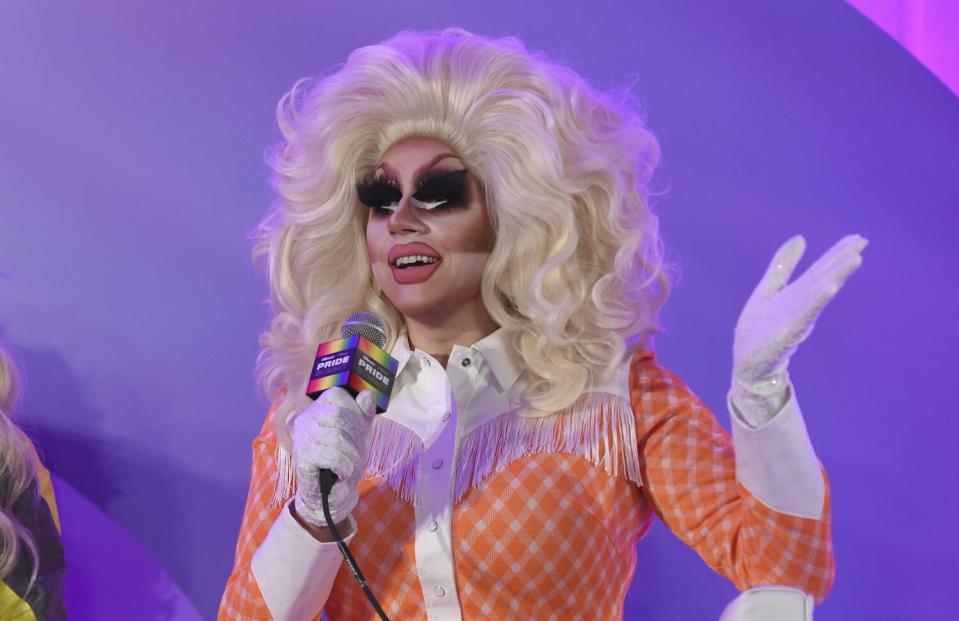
[271,443,296,508]
[364,416,422,504]
[270,393,639,507]
[453,392,641,501]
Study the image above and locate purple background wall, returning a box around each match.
[1,1,956,619]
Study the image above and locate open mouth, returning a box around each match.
[392,255,441,268]
[389,257,441,284]
[387,242,443,284]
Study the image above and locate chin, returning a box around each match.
[383,286,445,321]
[391,301,436,323]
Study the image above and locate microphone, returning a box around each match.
[305,311,395,621]
[306,311,398,413]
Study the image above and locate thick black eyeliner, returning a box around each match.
[356,177,402,214]
[412,169,469,210]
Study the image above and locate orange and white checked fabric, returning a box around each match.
[220,351,834,619]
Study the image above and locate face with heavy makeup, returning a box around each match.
[361,136,494,327]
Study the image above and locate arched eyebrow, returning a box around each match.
[376,153,463,183]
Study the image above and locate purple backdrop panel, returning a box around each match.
[55,475,203,620]
[848,0,959,95]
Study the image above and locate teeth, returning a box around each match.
[394,255,439,267]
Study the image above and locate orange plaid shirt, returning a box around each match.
[220,346,834,620]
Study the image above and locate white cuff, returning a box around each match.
[719,586,814,621]
[729,385,825,520]
[251,500,353,620]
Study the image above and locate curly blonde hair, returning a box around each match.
[0,345,39,591]
[254,29,670,443]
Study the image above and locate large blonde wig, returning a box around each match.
[0,345,38,589]
[254,29,670,442]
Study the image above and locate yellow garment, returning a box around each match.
[0,581,37,620]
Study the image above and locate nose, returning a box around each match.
[387,196,428,236]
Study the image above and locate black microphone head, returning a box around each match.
[341,311,388,349]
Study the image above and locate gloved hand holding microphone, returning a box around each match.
[290,311,398,533]
[291,386,377,530]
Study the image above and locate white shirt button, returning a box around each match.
[441,411,451,421]
[432,459,444,469]
[428,520,438,532]
[434,586,445,597]
[460,357,471,368]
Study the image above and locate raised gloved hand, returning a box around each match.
[731,234,868,427]
[291,386,377,528]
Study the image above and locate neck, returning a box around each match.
[404,301,499,358]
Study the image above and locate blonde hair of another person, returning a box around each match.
[0,345,38,590]
[253,29,672,446]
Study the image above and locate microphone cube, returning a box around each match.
[306,334,398,413]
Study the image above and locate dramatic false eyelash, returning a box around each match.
[411,169,469,211]
[357,169,470,215]
[356,176,402,212]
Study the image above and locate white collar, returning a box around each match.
[389,327,524,393]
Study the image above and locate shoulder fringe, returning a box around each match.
[271,392,639,508]
[453,391,641,501]
[271,443,296,509]
[363,416,422,504]
[270,416,423,509]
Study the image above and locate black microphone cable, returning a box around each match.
[319,469,390,621]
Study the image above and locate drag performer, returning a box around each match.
[0,344,66,620]
[221,29,865,620]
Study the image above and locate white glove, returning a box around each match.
[731,234,868,426]
[719,586,814,621]
[291,386,377,528]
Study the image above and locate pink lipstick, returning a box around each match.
[388,242,442,285]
